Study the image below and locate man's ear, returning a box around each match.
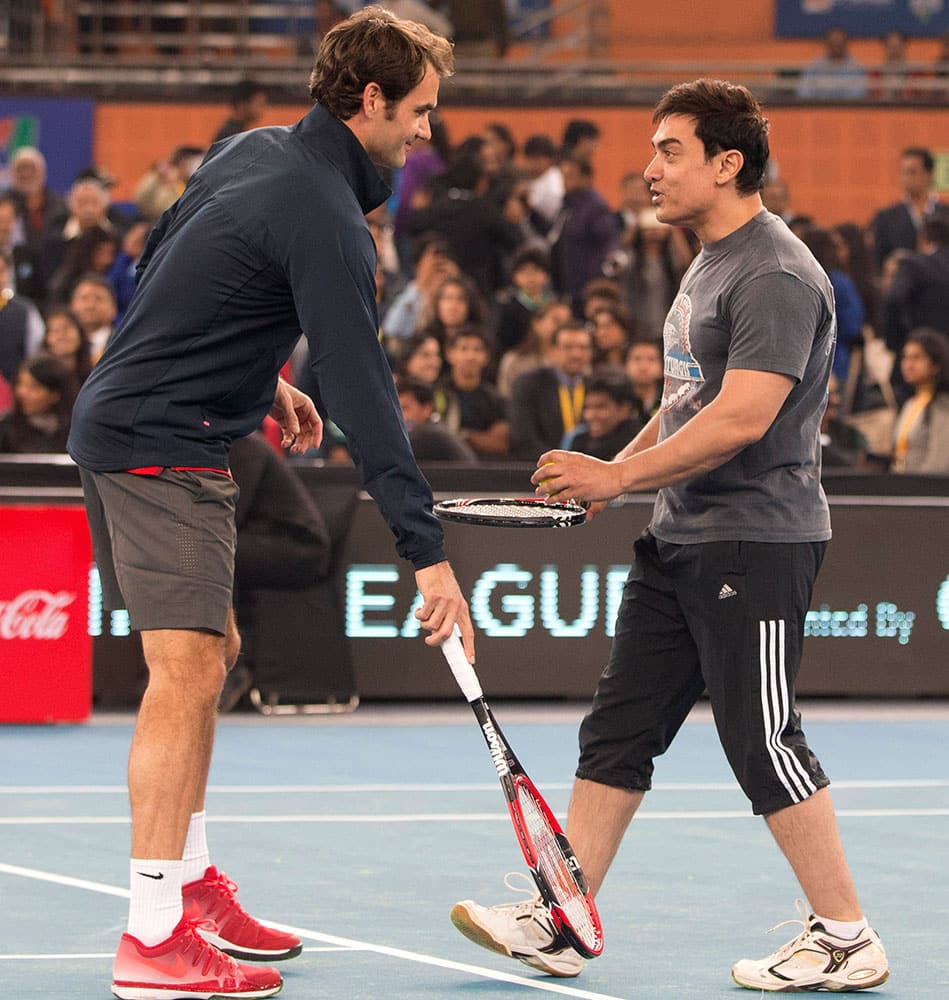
[716,148,745,188]
[361,82,385,118]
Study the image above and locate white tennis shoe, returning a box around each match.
[450,873,584,978]
[731,900,889,992]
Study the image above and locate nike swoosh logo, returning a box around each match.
[137,871,165,880]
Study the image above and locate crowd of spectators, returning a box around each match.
[1,106,948,476]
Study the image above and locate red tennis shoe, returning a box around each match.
[183,866,303,962]
[111,916,282,999]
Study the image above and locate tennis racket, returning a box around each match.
[433,497,588,529]
[440,633,603,958]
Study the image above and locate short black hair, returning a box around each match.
[906,327,949,393]
[231,79,267,105]
[562,119,600,150]
[653,78,770,196]
[586,369,636,408]
[523,134,557,159]
[446,323,492,352]
[395,373,434,406]
[902,147,935,173]
[411,231,453,267]
[511,246,551,274]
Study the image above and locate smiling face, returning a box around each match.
[644,114,722,235]
[44,313,83,358]
[361,63,439,168]
[15,369,60,417]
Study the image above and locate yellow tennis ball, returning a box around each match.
[538,461,555,488]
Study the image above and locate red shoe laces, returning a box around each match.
[182,919,234,978]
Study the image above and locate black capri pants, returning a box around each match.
[576,530,830,816]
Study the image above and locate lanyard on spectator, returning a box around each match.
[558,382,584,433]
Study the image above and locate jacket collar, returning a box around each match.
[295,104,391,214]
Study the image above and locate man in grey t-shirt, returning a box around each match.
[450,80,889,993]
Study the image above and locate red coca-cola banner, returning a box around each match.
[0,506,92,722]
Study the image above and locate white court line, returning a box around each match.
[0,862,626,1000]
[1,778,948,794]
[2,807,949,826]
[0,947,358,960]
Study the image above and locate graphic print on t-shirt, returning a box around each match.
[661,292,704,413]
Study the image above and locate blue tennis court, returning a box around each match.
[1,701,947,999]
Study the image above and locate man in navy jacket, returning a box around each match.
[69,9,473,999]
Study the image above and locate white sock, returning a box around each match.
[815,913,868,939]
[182,810,211,885]
[127,859,184,946]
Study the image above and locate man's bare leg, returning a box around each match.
[566,777,644,896]
[765,786,862,920]
[130,626,228,860]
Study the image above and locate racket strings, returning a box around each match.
[451,502,579,523]
[516,785,599,950]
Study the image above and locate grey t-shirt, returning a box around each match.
[651,210,834,544]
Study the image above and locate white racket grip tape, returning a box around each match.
[440,633,483,702]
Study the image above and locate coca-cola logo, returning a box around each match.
[0,590,76,640]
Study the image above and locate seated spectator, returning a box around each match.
[590,301,634,369]
[40,307,93,401]
[580,277,623,322]
[481,121,520,209]
[821,373,870,469]
[211,80,268,144]
[221,428,334,709]
[624,337,664,418]
[106,220,151,321]
[42,177,119,284]
[381,232,458,353]
[69,274,118,362]
[396,374,476,462]
[890,328,949,474]
[868,29,923,102]
[509,319,593,461]
[522,134,563,231]
[133,144,206,222]
[398,331,444,387]
[47,224,120,304]
[408,141,522,299]
[420,274,488,350]
[872,146,949,269]
[5,147,67,253]
[493,246,555,359]
[551,157,621,313]
[440,326,510,458]
[801,226,864,383]
[561,119,601,166]
[497,299,572,399]
[564,369,645,460]
[883,216,949,373]
[0,251,45,385]
[392,112,451,275]
[0,191,47,310]
[0,355,72,453]
[620,207,695,338]
[366,206,404,324]
[796,26,868,101]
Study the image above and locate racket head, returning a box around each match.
[509,773,604,958]
[434,497,588,528]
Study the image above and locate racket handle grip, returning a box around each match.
[440,633,483,702]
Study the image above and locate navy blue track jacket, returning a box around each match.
[67,104,446,569]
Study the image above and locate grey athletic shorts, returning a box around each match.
[79,467,239,635]
[576,530,830,816]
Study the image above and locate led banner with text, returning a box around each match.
[340,498,949,699]
[775,0,948,37]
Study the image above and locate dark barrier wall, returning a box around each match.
[1,460,947,702]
